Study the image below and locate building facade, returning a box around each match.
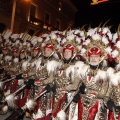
[0,0,77,35]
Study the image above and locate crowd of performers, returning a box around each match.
[0,23,120,120]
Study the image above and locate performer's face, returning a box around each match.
[13,51,19,57]
[89,55,101,66]
[44,48,53,57]
[2,50,8,55]
[33,50,39,57]
[63,49,72,60]
[20,52,25,59]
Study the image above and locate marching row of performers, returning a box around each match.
[0,24,120,120]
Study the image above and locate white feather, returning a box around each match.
[115,63,120,71]
[105,47,112,54]
[80,31,84,36]
[65,65,75,78]
[102,36,109,45]
[83,39,90,45]
[0,81,4,90]
[57,37,61,43]
[76,45,82,51]
[80,48,86,55]
[18,79,24,85]
[109,73,119,86]
[107,32,112,40]
[102,59,108,67]
[22,61,29,71]
[46,109,52,115]
[112,33,117,43]
[5,94,15,108]
[0,54,3,60]
[92,34,101,40]
[2,105,8,113]
[106,67,115,77]
[23,42,27,46]
[53,53,59,59]
[80,64,89,78]
[25,99,36,110]
[56,110,66,120]
[62,38,67,44]
[13,58,19,63]
[74,29,80,34]
[46,60,61,74]
[74,61,84,75]
[5,55,12,61]
[102,27,109,34]
[116,41,120,49]
[33,108,44,119]
[111,50,119,58]
[35,58,42,70]
[38,37,43,42]
[76,37,81,43]
[15,40,20,45]
[94,70,107,81]
[87,28,95,36]
[50,33,57,39]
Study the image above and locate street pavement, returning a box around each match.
[0,110,31,120]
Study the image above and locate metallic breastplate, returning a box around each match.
[84,74,109,99]
[55,69,71,89]
[36,66,48,80]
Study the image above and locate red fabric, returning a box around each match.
[45,113,51,120]
[87,101,98,120]
[52,94,67,118]
[63,44,74,51]
[78,98,98,120]
[2,46,7,50]
[34,46,40,50]
[34,88,45,112]
[108,110,120,120]
[19,89,30,107]
[13,49,18,53]
[87,76,92,81]
[20,49,25,53]
[108,111,114,120]
[4,82,10,92]
[88,47,102,56]
[44,44,53,50]
[78,98,83,120]
[11,79,18,93]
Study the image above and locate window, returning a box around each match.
[0,23,6,33]
[58,2,62,11]
[45,12,50,24]
[56,19,60,30]
[30,4,36,17]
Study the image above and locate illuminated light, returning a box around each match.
[43,25,47,29]
[48,26,52,30]
[90,0,109,5]
[59,8,61,11]
[34,22,39,25]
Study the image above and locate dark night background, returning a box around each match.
[71,0,120,33]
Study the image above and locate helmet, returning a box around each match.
[88,47,102,56]
[63,44,74,51]
[44,43,54,50]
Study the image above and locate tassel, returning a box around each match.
[5,94,15,108]
[5,84,26,108]
[33,108,44,119]
[25,99,36,110]
[56,110,66,120]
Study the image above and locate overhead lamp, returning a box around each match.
[90,0,109,5]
